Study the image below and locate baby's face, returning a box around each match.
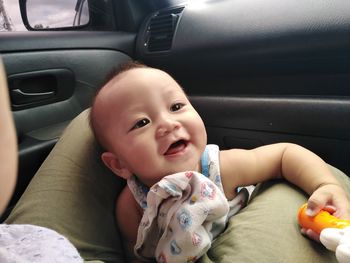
[102,68,207,186]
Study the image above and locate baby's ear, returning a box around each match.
[101,152,132,180]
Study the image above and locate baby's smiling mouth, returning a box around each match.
[164,140,188,155]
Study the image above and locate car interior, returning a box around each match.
[1,0,350,262]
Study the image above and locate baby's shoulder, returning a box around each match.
[115,187,142,247]
[116,186,143,215]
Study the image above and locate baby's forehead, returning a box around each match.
[116,67,169,83]
[109,67,183,93]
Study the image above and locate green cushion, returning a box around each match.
[5,109,125,263]
[6,109,350,262]
[200,166,350,263]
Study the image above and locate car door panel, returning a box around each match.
[0,32,135,204]
[191,96,350,175]
[136,1,350,175]
[191,96,350,140]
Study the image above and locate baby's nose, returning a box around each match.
[156,118,180,137]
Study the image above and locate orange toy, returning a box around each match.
[297,203,350,235]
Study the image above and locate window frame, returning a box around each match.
[18,0,117,31]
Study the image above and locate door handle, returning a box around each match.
[8,68,74,110]
[11,88,55,105]
[12,88,55,98]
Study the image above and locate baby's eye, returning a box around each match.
[170,103,185,112]
[130,118,150,130]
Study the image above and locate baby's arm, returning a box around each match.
[116,186,143,263]
[220,143,350,219]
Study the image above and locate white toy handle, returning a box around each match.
[320,227,350,263]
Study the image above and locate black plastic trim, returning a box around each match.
[0,31,136,56]
[137,0,350,73]
[191,96,350,141]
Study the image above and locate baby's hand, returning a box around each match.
[302,183,350,241]
[307,184,350,219]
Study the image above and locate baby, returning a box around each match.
[90,61,350,262]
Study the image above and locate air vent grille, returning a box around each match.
[146,6,184,52]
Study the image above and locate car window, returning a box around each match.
[0,0,25,31]
[0,0,89,31]
[26,0,89,29]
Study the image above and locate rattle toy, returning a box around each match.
[298,203,350,263]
